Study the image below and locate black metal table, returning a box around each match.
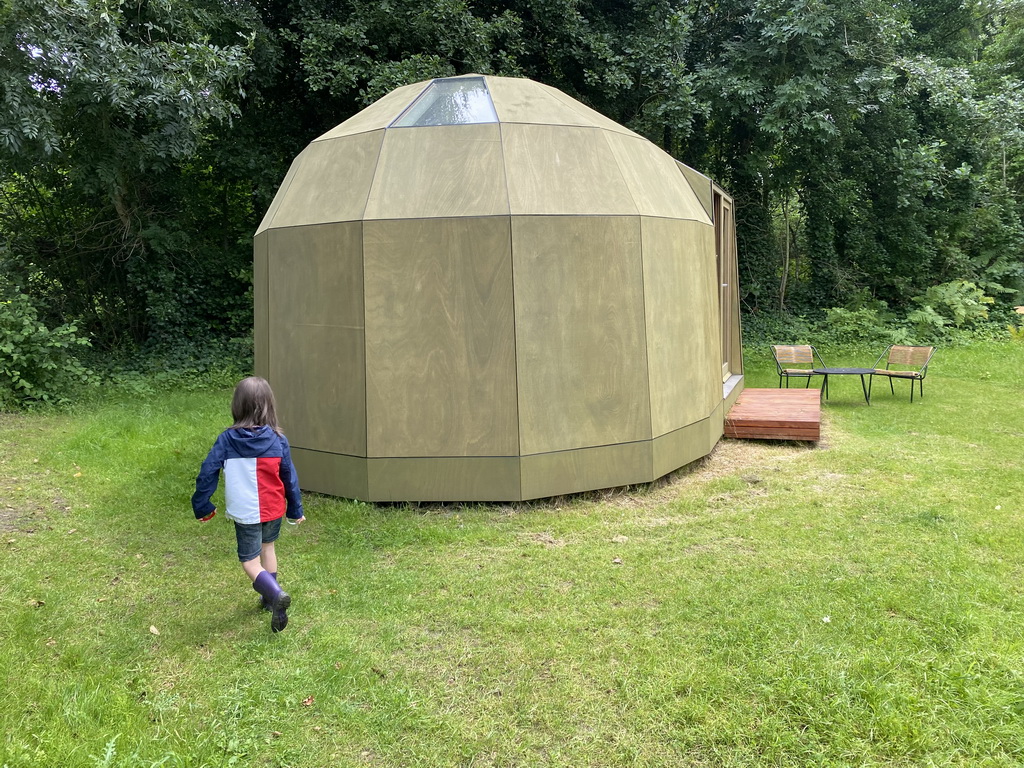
[812,367,873,404]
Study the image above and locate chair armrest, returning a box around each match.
[870,345,893,370]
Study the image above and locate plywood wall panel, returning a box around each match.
[255,156,302,235]
[290,448,369,501]
[708,400,724,438]
[364,124,508,220]
[536,82,639,137]
[513,216,651,454]
[368,457,521,501]
[605,134,712,223]
[488,77,604,128]
[316,82,429,140]
[271,132,384,228]
[253,233,269,379]
[520,441,653,500]
[651,417,714,480]
[503,125,637,216]
[642,217,720,437]
[363,218,518,458]
[268,223,366,457]
[676,162,715,222]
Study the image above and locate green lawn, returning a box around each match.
[2,342,1024,767]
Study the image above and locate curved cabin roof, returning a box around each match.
[256,75,712,233]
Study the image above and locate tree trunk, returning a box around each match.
[779,194,790,313]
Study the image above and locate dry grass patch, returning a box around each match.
[0,413,71,534]
[604,437,819,512]
[521,531,565,547]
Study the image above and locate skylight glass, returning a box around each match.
[391,77,498,127]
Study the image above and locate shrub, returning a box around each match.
[821,305,912,348]
[743,290,1013,355]
[0,292,97,407]
[1009,306,1024,342]
[905,304,949,340]
[912,280,994,328]
[93,334,253,398]
[739,311,817,352]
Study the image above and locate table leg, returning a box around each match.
[859,374,870,405]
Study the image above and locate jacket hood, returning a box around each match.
[224,426,280,458]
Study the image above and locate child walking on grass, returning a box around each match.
[192,376,305,632]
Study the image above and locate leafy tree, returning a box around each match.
[680,0,1024,313]
[0,0,252,347]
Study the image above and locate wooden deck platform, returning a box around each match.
[724,388,821,442]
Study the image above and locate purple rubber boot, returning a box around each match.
[253,570,290,632]
[259,572,278,612]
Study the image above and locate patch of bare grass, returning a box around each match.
[603,437,817,512]
[521,531,565,548]
[0,414,71,534]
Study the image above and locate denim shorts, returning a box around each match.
[233,518,283,562]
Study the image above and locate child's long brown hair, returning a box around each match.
[230,376,282,434]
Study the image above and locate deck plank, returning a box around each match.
[724,388,821,441]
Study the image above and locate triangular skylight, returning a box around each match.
[391,77,498,127]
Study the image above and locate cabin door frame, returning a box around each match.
[713,186,742,382]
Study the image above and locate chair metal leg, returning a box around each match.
[888,377,894,396]
[911,377,923,402]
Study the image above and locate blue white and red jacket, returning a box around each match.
[192,426,304,524]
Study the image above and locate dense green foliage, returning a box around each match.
[1,0,1023,403]
[0,290,94,406]
[742,276,1015,353]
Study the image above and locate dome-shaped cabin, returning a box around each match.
[254,75,743,502]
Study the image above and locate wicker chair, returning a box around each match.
[868,345,935,402]
[771,345,827,390]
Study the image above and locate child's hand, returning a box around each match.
[198,509,216,522]
[292,515,306,525]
